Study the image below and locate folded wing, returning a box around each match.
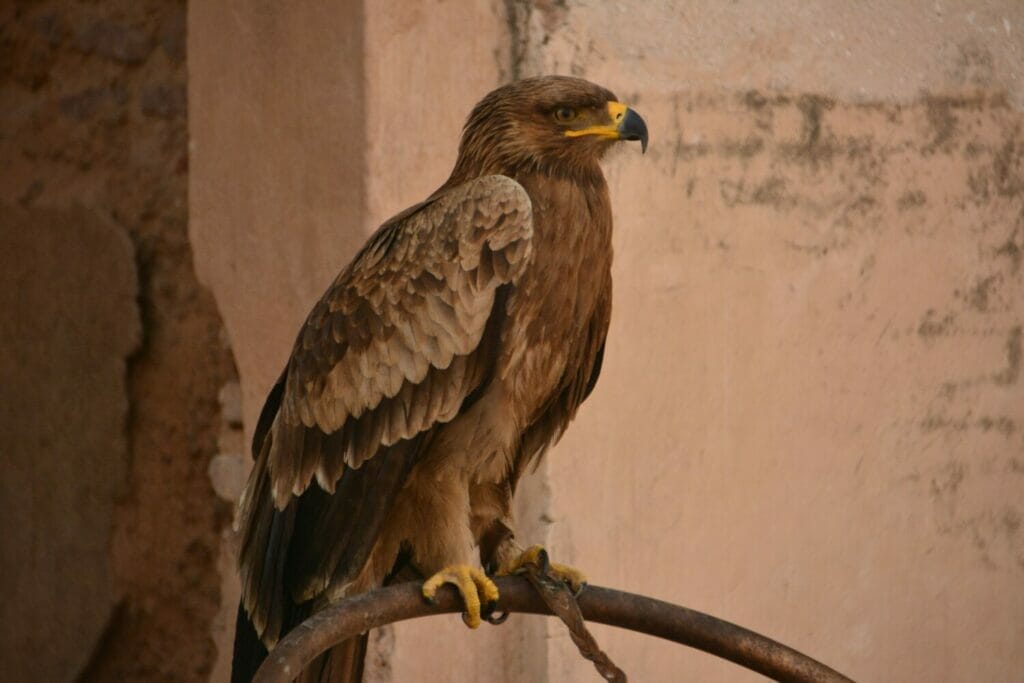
[238,175,533,644]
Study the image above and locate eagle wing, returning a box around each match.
[238,175,533,643]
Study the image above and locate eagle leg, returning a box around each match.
[497,545,588,595]
[422,564,499,629]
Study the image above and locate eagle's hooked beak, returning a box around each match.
[565,101,649,153]
[611,102,649,153]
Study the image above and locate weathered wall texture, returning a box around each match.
[524,3,1024,681]
[189,1,1023,681]
[1,2,237,681]
[544,93,1024,682]
[0,205,138,683]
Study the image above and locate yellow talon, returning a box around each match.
[422,564,499,629]
[497,545,588,594]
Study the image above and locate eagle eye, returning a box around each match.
[553,106,578,124]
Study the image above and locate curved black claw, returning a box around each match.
[482,598,507,625]
[535,548,551,573]
[484,609,509,625]
[460,594,501,627]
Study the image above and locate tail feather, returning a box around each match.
[231,602,367,683]
[231,603,269,683]
[299,635,369,683]
[232,606,368,679]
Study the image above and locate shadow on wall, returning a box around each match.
[0,2,238,682]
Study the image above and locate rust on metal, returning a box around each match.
[253,577,854,683]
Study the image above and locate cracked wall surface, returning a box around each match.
[189,1,1023,681]
[1,2,238,681]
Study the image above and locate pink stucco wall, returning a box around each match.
[190,2,1024,680]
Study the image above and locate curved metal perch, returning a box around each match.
[253,577,853,683]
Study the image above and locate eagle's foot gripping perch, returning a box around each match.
[422,564,500,629]
[497,545,587,595]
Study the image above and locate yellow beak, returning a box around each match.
[564,101,649,152]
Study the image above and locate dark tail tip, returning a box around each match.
[232,602,269,683]
[231,599,367,682]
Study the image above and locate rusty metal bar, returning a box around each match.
[253,577,854,683]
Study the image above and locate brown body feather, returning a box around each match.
[233,75,639,682]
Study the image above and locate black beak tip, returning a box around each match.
[618,108,649,154]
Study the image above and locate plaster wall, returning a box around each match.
[189,1,1024,680]
[526,2,1024,680]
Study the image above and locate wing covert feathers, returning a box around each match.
[270,175,532,507]
[238,177,530,645]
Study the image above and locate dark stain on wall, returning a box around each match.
[651,85,1023,572]
[993,326,1021,386]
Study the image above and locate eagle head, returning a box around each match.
[450,75,648,180]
